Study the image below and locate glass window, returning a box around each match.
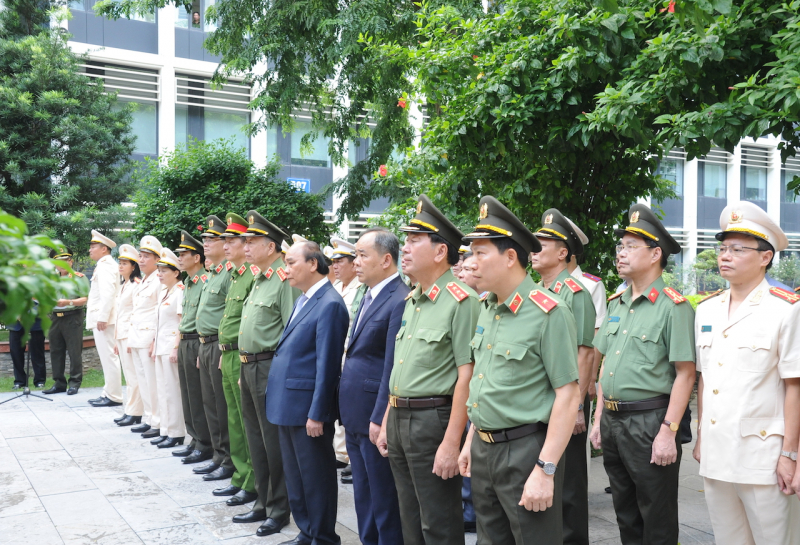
[115,101,157,155]
[176,0,203,29]
[175,106,189,147]
[69,0,85,10]
[699,162,727,198]
[741,166,767,201]
[204,0,216,31]
[782,170,800,203]
[656,159,683,196]
[290,121,330,167]
[175,105,249,153]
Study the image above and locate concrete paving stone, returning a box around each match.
[0,468,45,518]
[184,501,264,540]
[18,449,96,497]
[52,430,118,459]
[136,523,219,545]
[6,435,64,456]
[111,494,194,532]
[73,452,138,477]
[57,523,144,545]
[0,407,50,439]
[40,489,143,544]
[133,457,221,507]
[125,438,189,463]
[90,472,164,502]
[0,510,64,544]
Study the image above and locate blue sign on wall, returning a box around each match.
[287,178,311,193]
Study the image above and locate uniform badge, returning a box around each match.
[446,282,468,302]
[416,200,423,214]
[208,219,214,228]
[249,215,255,224]
[479,203,488,219]
[565,278,584,293]
[730,210,743,224]
[662,287,686,304]
[529,290,558,313]
[276,267,287,281]
[226,262,233,271]
[770,286,800,304]
[701,325,712,332]
[181,233,185,241]
[250,264,260,276]
[200,274,208,283]
[647,288,659,303]
[508,292,523,314]
[265,267,274,279]
[227,217,234,225]
[476,326,484,334]
[428,284,441,301]
[192,275,199,284]
[216,263,224,273]
[608,316,620,322]
[544,214,553,225]
[630,211,640,223]
[237,264,247,275]
[554,281,563,294]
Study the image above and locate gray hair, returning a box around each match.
[359,227,400,265]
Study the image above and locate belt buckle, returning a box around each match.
[56,313,64,317]
[199,337,206,344]
[604,400,619,411]
[389,395,398,408]
[239,355,248,363]
[477,430,495,443]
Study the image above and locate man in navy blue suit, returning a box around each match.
[340,227,409,545]
[266,240,349,545]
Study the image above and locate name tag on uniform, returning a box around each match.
[401,320,406,326]
[701,325,712,332]
[608,316,620,322]
[476,326,485,334]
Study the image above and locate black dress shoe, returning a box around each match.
[43,386,66,395]
[278,536,312,545]
[117,415,141,427]
[132,423,151,433]
[172,445,194,457]
[157,437,185,449]
[114,414,129,423]
[335,460,348,469]
[203,465,235,481]
[212,485,240,497]
[150,435,168,445]
[605,486,612,494]
[92,398,122,407]
[341,473,353,484]
[257,517,288,537]
[226,489,258,506]
[341,464,352,476]
[464,521,477,533]
[141,428,161,438]
[88,396,105,404]
[232,509,266,524]
[67,387,79,395]
[182,450,213,464]
[193,462,219,475]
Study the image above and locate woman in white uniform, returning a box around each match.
[151,249,187,448]
[113,244,143,427]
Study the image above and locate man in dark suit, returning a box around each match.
[340,227,408,545]
[266,240,349,545]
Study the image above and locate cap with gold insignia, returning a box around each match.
[323,245,335,261]
[716,201,788,252]
[281,240,290,254]
[292,234,309,245]
[202,215,226,238]
[90,229,117,249]
[533,208,583,255]
[566,217,589,246]
[463,196,541,254]
[241,210,290,244]
[157,248,180,269]
[139,235,163,256]
[330,236,356,258]
[118,244,140,263]
[614,203,681,255]
[51,246,73,260]
[459,245,471,254]
[175,230,203,254]
[400,194,464,248]
[220,213,249,237]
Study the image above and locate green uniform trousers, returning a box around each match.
[562,395,591,545]
[387,405,464,545]
[240,357,289,519]
[198,342,233,470]
[471,429,564,545]
[220,349,256,492]
[600,407,680,545]
[178,339,212,454]
[48,312,84,389]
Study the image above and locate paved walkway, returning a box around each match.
[0,387,714,544]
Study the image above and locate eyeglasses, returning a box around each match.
[615,243,656,255]
[714,244,765,256]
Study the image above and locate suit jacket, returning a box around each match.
[86,254,120,329]
[266,281,349,427]
[339,276,410,435]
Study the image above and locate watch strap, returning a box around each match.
[781,450,798,461]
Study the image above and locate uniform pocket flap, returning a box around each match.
[740,418,784,440]
[605,322,620,335]
[633,327,660,343]
[697,332,713,348]
[495,342,527,361]
[416,328,446,343]
[286,378,315,391]
[737,336,771,352]
[395,327,405,341]
[363,379,380,393]
[470,334,483,350]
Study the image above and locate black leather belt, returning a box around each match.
[51,308,83,318]
[180,332,200,340]
[477,422,546,444]
[389,395,452,409]
[239,351,275,363]
[199,334,218,344]
[219,342,239,351]
[603,394,670,412]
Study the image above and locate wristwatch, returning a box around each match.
[536,459,557,475]
[662,419,679,433]
[781,450,798,461]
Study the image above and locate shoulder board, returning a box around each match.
[565,278,583,293]
[479,292,488,302]
[250,264,260,276]
[553,281,563,294]
[698,289,723,304]
[607,291,624,302]
[528,290,558,313]
[404,290,414,301]
[134,277,142,284]
[508,292,523,314]
[216,263,224,273]
[662,287,687,304]
[75,272,85,277]
[446,282,469,302]
[276,267,287,281]
[583,272,601,283]
[265,267,274,279]
[770,286,800,304]
[796,286,800,293]
[200,274,208,283]
[192,275,199,284]
[226,262,233,271]
[177,283,185,290]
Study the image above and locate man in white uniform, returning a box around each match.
[86,230,122,407]
[693,201,800,545]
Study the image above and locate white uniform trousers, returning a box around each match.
[131,347,158,429]
[116,339,142,416]
[704,476,800,545]
[93,326,122,403]
[155,355,185,438]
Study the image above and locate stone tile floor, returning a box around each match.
[0,388,715,544]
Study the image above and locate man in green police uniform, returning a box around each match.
[530,208,596,545]
[214,213,259,510]
[236,211,297,535]
[378,194,479,545]
[458,196,580,545]
[589,204,696,545]
[173,231,213,464]
[194,216,237,481]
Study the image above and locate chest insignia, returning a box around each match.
[226,262,233,271]
[608,316,620,322]
[446,282,468,302]
[529,290,558,313]
[276,267,287,281]
[647,288,659,303]
[508,292,523,314]
[428,284,441,302]
[200,274,208,283]
[770,286,800,304]
[250,264,260,276]
[701,325,712,332]
[265,267,274,279]
[565,278,583,293]
[583,272,601,283]
[216,263,224,273]
[192,275,199,284]
[553,281,563,294]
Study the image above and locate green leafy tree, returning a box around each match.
[0,0,136,253]
[133,139,333,249]
[693,249,725,292]
[771,254,800,289]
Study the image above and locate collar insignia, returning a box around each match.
[250,264,260,276]
[215,263,224,273]
[266,267,274,279]
[648,287,659,303]
[428,284,441,301]
[226,262,233,271]
[192,275,199,284]
[554,281,563,294]
[200,274,208,283]
[508,292,523,314]
[237,264,247,275]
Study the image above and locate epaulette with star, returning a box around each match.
[276,267,287,281]
[564,278,583,293]
[529,290,558,313]
[770,286,800,304]
[662,287,687,304]
[446,282,469,302]
[583,272,601,283]
[698,289,723,304]
[796,286,800,293]
[177,283,185,290]
[607,291,624,302]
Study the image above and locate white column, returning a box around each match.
[157,8,176,159]
[684,158,699,290]
[728,145,741,203]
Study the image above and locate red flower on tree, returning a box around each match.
[660,0,675,12]
[197,225,203,232]
[378,165,388,177]
[397,98,407,109]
